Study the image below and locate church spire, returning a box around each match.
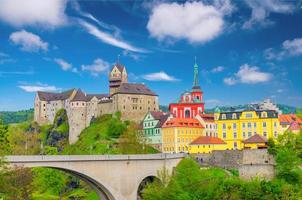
[193,56,199,87]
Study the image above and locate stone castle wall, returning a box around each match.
[113,94,159,122]
[193,149,275,180]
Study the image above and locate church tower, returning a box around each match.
[109,62,128,95]
[191,59,203,102]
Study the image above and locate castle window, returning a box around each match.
[233,132,237,138]
[248,132,252,137]
[148,107,150,111]
[222,114,226,120]
[82,103,84,106]
[261,112,267,118]
[274,131,278,138]
[242,132,246,138]
[263,132,267,137]
[248,122,251,128]
[123,106,126,110]
[254,122,257,128]
[76,103,79,106]
[242,123,245,128]
[222,124,226,129]
[223,132,226,139]
[263,122,267,128]
[232,113,236,119]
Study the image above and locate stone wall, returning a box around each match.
[193,149,275,179]
[239,164,275,180]
[113,94,159,122]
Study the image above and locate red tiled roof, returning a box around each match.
[163,118,204,128]
[190,136,226,145]
[243,134,267,144]
[279,114,302,124]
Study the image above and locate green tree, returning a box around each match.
[0,119,10,155]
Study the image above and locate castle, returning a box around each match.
[34,62,159,144]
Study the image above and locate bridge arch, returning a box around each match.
[27,166,116,200]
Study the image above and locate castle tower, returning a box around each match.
[191,59,203,102]
[109,62,128,95]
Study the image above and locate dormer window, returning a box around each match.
[222,114,226,120]
[261,112,267,118]
[232,113,236,119]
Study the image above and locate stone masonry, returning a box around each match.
[34,63,159,144]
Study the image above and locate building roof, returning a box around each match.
[163,118,204,128]
[190,136,226,145]
[70,89,87,102]
[149,111,165,120]
[37,89,75,101]
[156,113,171,128]
[87,94,109,101]
[111,63,125,73]
[198,113,215,122]
[114,83,157,96]
[279,114,302,125]
[243,134,267,144]
[217,109,278,120]
[287,122,302,131]
[37,88,110,103]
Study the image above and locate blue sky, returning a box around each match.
[0,0,302,111]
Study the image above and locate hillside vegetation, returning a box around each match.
[0,109,34,124]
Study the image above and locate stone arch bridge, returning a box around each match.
[6,154,186,200]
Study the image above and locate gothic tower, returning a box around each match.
[109,62,128,95]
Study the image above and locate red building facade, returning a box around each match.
[169,62,205,118]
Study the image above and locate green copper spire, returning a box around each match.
[193,57,199,87]
[193,56,200,90]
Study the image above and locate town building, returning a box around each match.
[188,136,227,154]
[169,62,205,118]
[214,108,279,150]
[242,134,268,149]
[141,111,172,151]
[279,114,302,134]
[162,118,204,153]
[34,62,159,144]
[195,114,217,137]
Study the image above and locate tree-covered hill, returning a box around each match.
[0,108,34,124]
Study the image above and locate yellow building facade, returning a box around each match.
[189,136,227,154]
[214,108,279,150]
[162,118,204,153]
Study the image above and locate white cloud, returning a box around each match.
[282,38,302,56]
[143,71,179,82]
[54,58,72,71]
[79,20,147,53]
[147,1,226,43]
[223,77,237,85]
[264,37,302,60]
[243,0,294,29]
[212,66,225,73]
[0,0,68,28]
[224,64,272,85]
[9,30,48,52]
[81,58,110,76]
[19,83,60,92]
